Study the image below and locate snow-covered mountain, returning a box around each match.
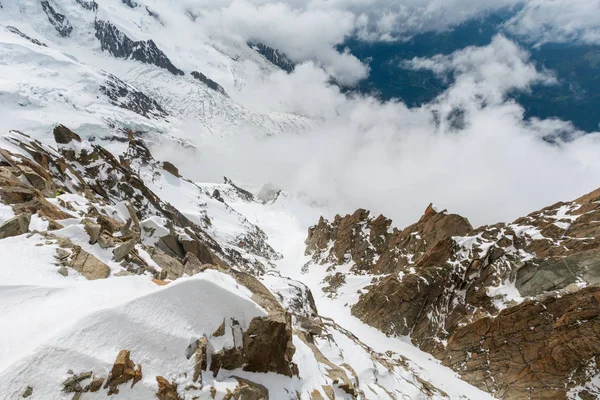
[1,1,600,400]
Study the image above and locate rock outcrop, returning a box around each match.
[306,189,600,399]
[94,20,184,76]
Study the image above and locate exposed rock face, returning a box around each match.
[6,26,48,47]
[443,286,600,399]
[100,73,168,119]
[0,213,30,239]
[306,188,600,399]
[74,0,98,12]
[41,0,72,37]
[94,20,184,76]
[191,71,227,96]
[248,42,295,72]
[208,267,297,377]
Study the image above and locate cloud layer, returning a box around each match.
[156,34,600,228]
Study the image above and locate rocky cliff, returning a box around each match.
[305,193,600,399]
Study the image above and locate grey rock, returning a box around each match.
[113,239,137,262]
[0,213,31,239]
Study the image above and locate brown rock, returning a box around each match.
[53,125,82,144]
[151,251,184,280]
[106,350,142,394]
[229,377,268,400]
[156,376,182,400]
[83,219,101,244]
[89,376,104,392]
[162,161,180,177]
[193,337,208,383]
[70,249,110,280]
[97,215,124,235]
[209,271,296,377]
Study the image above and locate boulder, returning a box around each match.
[162,161,179,177]
[180,237,217,265]
[62,371,92,393]
[156,376,181,400]
[97,215,124,235]
[113,239,137,262]
[0,213,31,239]
[70,249,110,280]
[83,219,101,244]
[97,233,116,249]
[105,350,142,395]
[53,125,82,144]
[151,250,184,280]
[228,377,268,400]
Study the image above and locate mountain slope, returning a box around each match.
[0,125,491,399]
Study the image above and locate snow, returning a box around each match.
[0,203,15,225]
[229,192,495,399]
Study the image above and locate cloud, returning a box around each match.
[155,35,600,228]
[177,0,600,86]
[505,0,600,46]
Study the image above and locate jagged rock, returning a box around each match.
[190,71,227,96]
[443,287,600,399]
[100,73,168,119]
[157,234,185,258]
[62,371,92,393]
[75,0,98,12]
[94,20,184,76]
[227,377,269,400]
[105,350,142,394]
[71,248,111,280]
[113,239,137,262]
[97,214,123,235]
[21,386,33,398]
[192,336,209,383]
[97,233,117,249]
[53,125,82,144]
[83,219,101,244]
[7,26,48,47]
[41,0,72,37]
[182,252,204,276]
[156,376,181,400]
[248,42,295,72]
[162,161,179,177]
[88,376,104,392]
[152,250,184,279]
[0,213,31,239]
[209,269,297,377]
[55,248,70,260]
[180,236,218,265]
[0,170,69,220]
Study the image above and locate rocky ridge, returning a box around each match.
[0,125,464,400]
[305,194,600,399]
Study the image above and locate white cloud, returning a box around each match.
[156,35,600,228]
[505,0,600,46]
